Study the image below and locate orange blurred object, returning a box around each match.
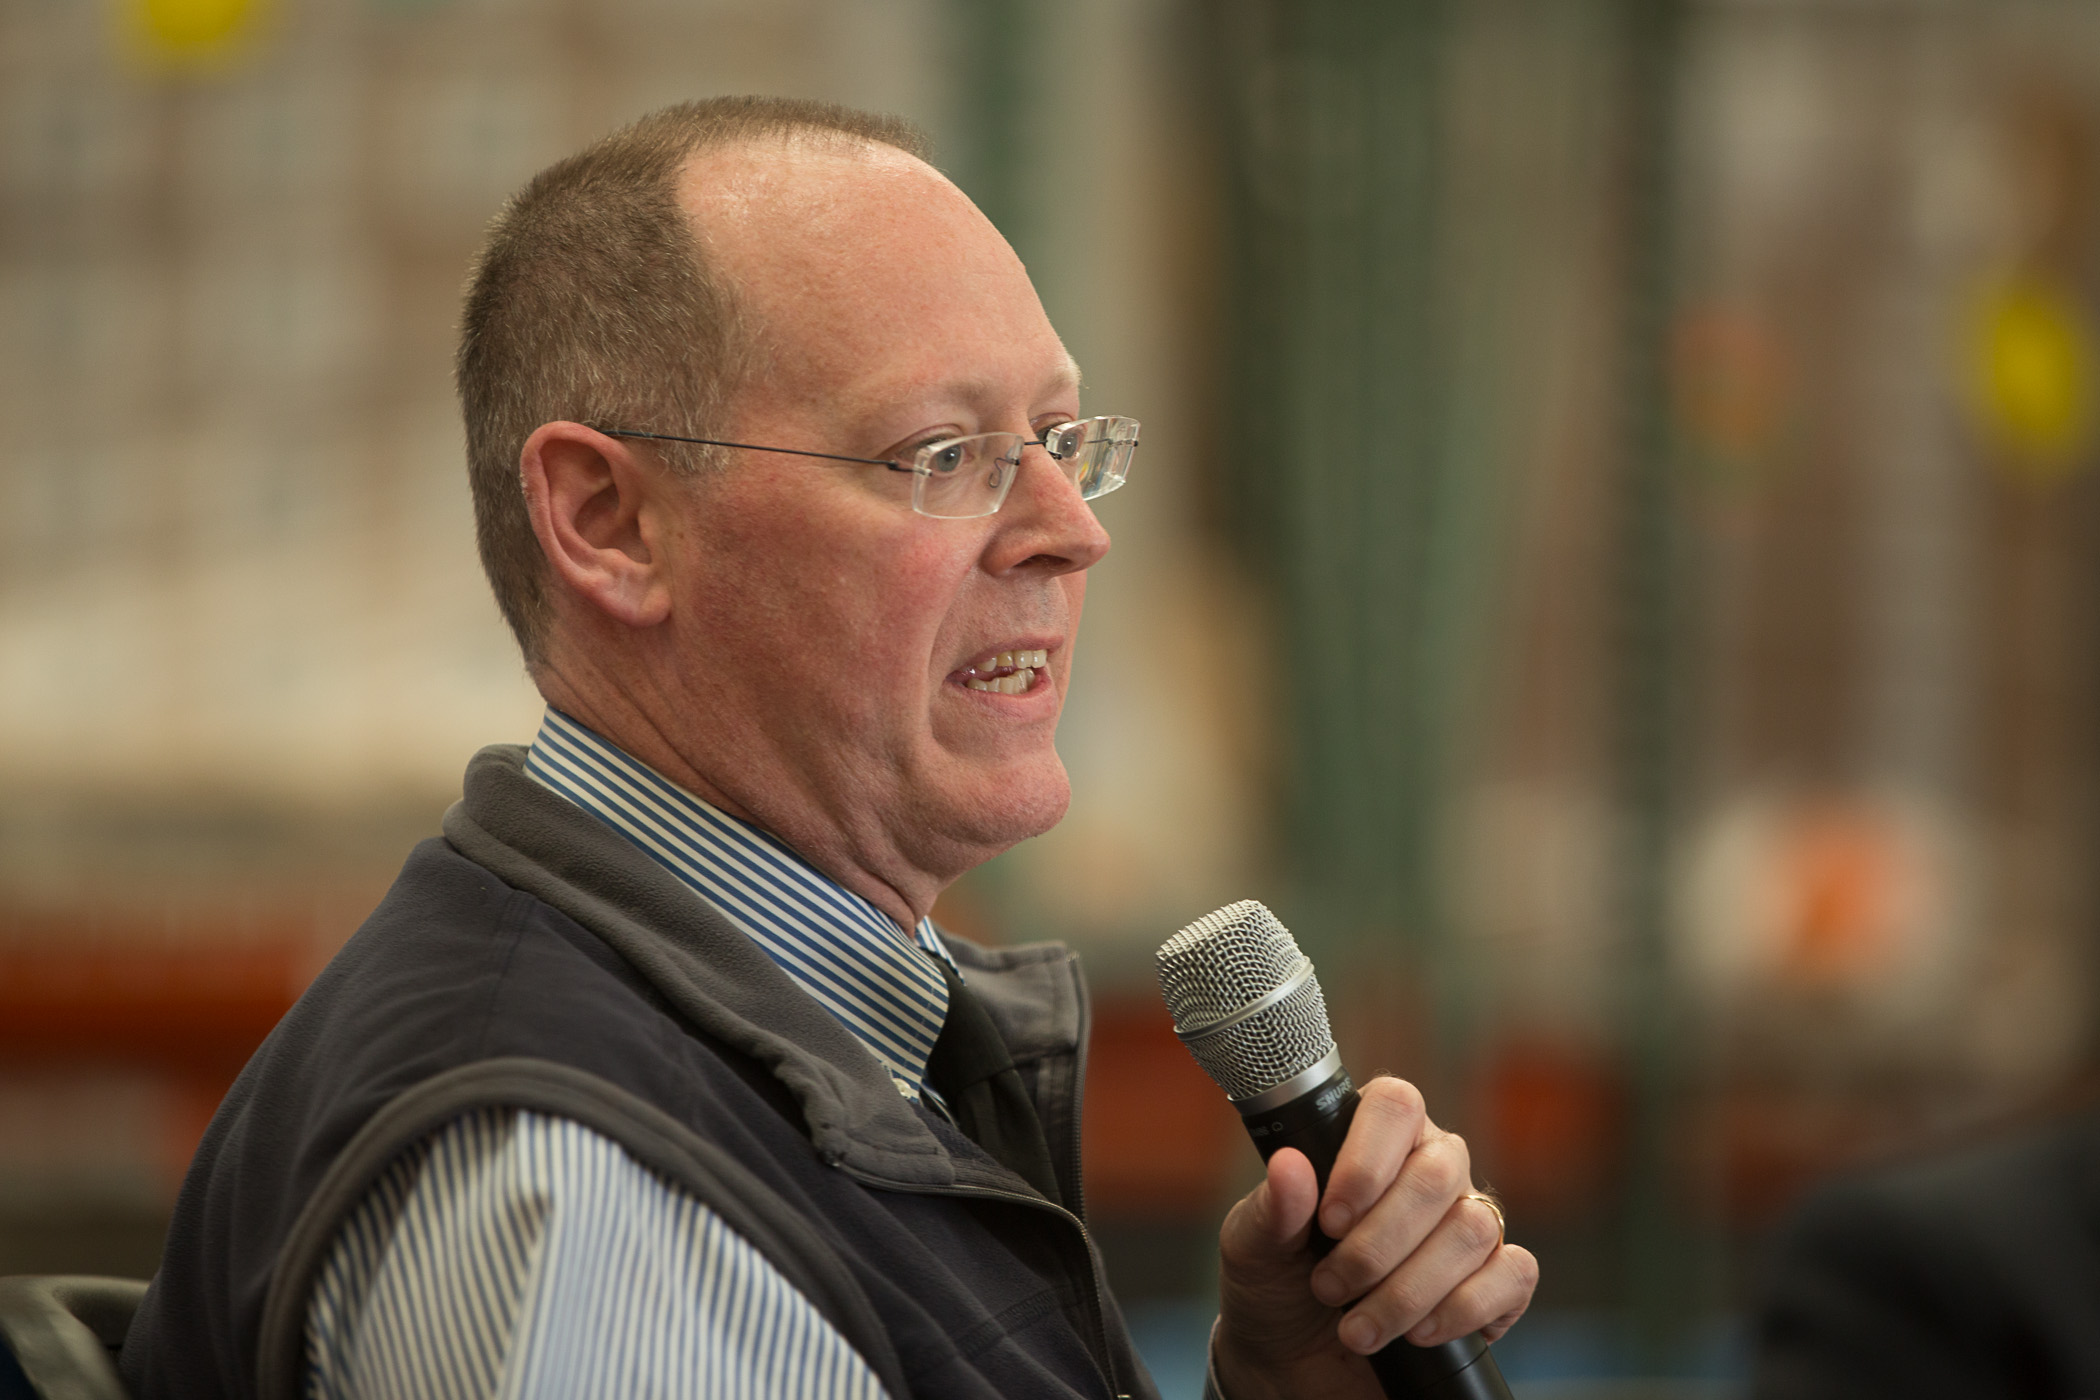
[0,912,310,1183]
[1780,807,1904,988]
[1476,1040,1625,1222]
[1672,303,1792,463]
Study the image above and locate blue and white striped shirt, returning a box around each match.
[306,1109,886,1400]
[305,709,969,1400]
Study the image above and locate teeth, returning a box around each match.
[964,667,1036,694]
[960,648,1049,686]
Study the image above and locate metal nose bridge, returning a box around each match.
[991,438,1089,502]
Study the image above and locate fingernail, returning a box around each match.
[1309,1267,1346,1307]
[1340,1316,1379,1353]
[1321,1203,1354,1236]
[1408,1319,1440,1346]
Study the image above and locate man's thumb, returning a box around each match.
[1241,1147,1319,1256]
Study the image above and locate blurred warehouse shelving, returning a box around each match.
[1215,0,2100,1370]
[9,0,2100,1395]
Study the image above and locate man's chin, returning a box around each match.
[929,755,1072,854]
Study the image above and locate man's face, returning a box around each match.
[647,141,1110,901]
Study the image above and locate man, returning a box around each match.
[1754,1107,2100,1399]
[120,97,1536,1399]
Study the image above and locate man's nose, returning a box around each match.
[986,443,1112,573]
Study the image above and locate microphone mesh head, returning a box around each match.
[1157,900,1336,1102]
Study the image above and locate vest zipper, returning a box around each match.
[834,1165,1128,1400]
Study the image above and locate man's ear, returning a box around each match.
[519,423,675,629]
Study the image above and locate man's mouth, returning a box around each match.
[957,648,1048,696]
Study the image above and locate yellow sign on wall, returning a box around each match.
[122,0,269,72]
[1969,273,2096,483]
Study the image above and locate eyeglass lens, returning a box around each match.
[911,417,1139,519]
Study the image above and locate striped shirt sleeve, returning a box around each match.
[304,1108,890,1400]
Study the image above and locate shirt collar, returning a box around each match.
[522,707,955,1103]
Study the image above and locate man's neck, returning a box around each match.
[531,663,938,933]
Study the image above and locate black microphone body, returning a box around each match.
[1159,902,1514,1400]
[1238,1063,1509,1399]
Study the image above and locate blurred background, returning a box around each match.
[7,0,2100,1395]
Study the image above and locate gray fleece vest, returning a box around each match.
[118,746,1156,1400]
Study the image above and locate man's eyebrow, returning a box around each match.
[916,361,1083,411]
[1020,355,1085,402]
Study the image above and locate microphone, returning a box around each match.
[1157,900,1514,1400]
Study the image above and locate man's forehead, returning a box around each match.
[678,135,1072,419]
[677,138,973,281]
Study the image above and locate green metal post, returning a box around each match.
[945,0,1036,257]
[1611,0,1692,1363]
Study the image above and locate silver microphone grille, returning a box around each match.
[1156,899,1336,1103]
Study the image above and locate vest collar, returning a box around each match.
[442,744,1084,1194]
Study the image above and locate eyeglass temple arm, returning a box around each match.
[598,428,912,472]
[601,425,1088,469]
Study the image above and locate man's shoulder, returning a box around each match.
[1754,1108,2100,1398]
[120,838,738,1400]
[337,834,659,1010]
[298,835,700,1084]
[1790,1108,2100,1259]
[208,835,704,1190]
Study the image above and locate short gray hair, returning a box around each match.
[457,96,931,665]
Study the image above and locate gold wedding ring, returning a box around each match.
[1465,1191,1506,1250]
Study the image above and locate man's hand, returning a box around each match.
[1212,1076,1539,1400]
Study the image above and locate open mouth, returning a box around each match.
[956,647,1048,696]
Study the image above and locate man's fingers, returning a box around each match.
[1329,1194,1518,1353]
[1318,1077,1427,1238]
[1407,1244,1539,1347]
[1308,1126,1472,1306]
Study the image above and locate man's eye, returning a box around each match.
[1038,422,1080,457]
[924,442,967,475]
